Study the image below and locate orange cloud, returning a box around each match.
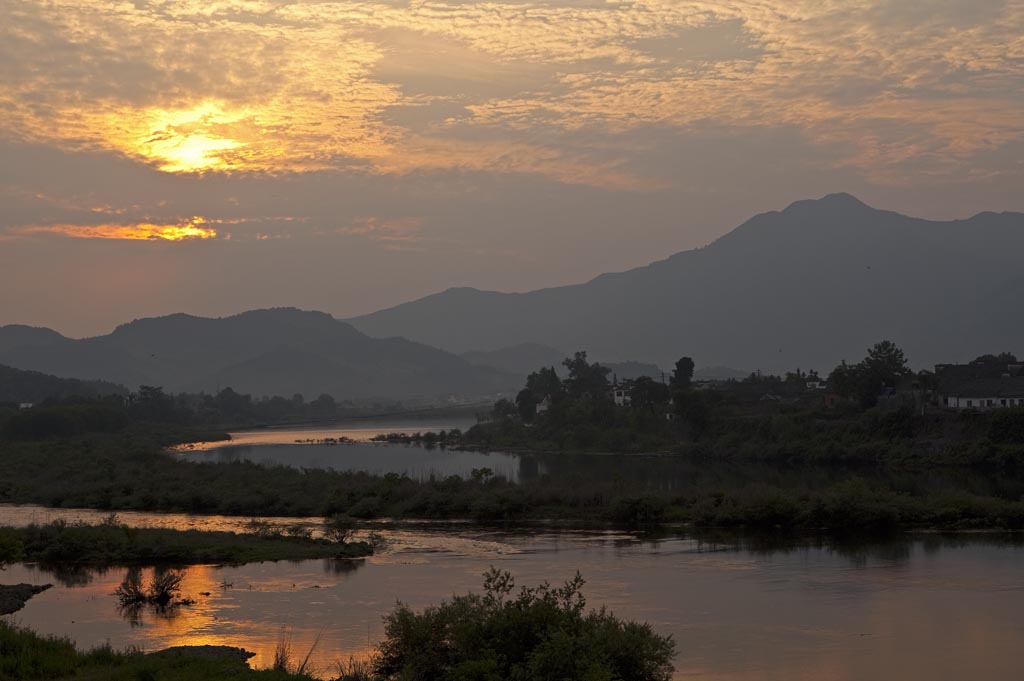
[17,217,220,242]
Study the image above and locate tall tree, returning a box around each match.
[670,357,695,390]
[514,388,538,421]
[525,366,563,402]
[562,352,611,399]
[863,340,911,389]
[828,340,912,407]
[629,376,671,411]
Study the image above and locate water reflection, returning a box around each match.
[185,442,524,482]
[179,426,1024,501]
[176,419,476,452]
[5,530,1023,680]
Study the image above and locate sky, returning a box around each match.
[2,0,1023,338]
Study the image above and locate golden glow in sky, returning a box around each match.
[20,217,219,241]
[2,0,1022,184]
[1,0,1023,334]
[138,103,246,173]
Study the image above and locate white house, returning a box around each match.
[18,402,33,410]
[937,366,1024,409]
[611,384,632,407]
[941,391,1024,411]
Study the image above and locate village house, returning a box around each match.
[935,358,1024,411]
[610,381,633,407]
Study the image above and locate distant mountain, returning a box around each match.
[462,343,566,376]
[694,366,751,381]
[0,309,518,400]
[462,343,661,382]
[0,364,125,403]
[349,194,1024,372]
[604,361,665,382]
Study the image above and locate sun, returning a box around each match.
[148,133,243,173]
[134,101,250,172]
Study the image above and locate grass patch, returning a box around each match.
[0,619,316,680]
[0,518,371,568]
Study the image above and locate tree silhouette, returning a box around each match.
[670,357,695,389]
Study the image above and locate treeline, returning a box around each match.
[0,385,406,442]
[466,344,1024,460]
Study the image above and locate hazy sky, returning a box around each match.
[2,0,1023,337]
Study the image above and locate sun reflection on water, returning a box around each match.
[5,532,1024,680]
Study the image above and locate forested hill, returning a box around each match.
[0,364,125,403]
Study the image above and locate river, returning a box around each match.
[174,419,529,482]
[2,505,1023,680]
[5,421,1024,678]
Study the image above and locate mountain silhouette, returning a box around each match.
[0,308,516,399]
[348,194,1024,372]
[0,364,126,403]
[461,343,662,381]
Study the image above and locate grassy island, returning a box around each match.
[0,517,371,569]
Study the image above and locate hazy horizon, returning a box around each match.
[3,192,1019,339]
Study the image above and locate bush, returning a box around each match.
[114,568,146,606]
[115,568,184,608]
[610,495,667,526]
[347,496,384,519]
[990,408,1024,444]
[323,514,357,544]
[373,568,675,681]
[0,529,24,568]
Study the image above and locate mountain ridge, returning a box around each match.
[347,194,1024,372]
[0,308,517,400]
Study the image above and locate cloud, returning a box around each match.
[335,215,425,251]
[1,0,1021,188]
[14,217,220,241]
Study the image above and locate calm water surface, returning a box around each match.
[178,418,477,450]
[174,422,1024,500]
[176,419,529,481]
[3,505,1022,680]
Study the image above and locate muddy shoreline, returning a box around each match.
[0,583,52,615]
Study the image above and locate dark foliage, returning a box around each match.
[373,569,675,681]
